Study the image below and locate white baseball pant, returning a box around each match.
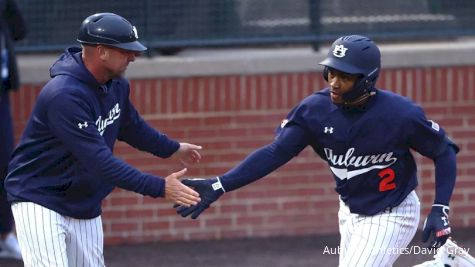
[338,190,420,267]
[12,202,105,267]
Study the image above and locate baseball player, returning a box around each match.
[175,35,459,267]
[4,13,201,267]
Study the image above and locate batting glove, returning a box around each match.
[422,204,451,248]
[175,177,225,219]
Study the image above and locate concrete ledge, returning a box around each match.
[17,38,475,84]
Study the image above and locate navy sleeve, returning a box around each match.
[47,92,165,198]
[220,125,311,191]
[406,106,447,159]
[276,100,315,136]
[433,144,457,205]
[118,98,179,158]
[405,104,459,206]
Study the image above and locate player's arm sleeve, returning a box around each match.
[220,124,311,191]
[118,98,179,158]
[433,143,457,205]
[47,92,166,198]
[405,105,459,205]
[406,105,455,158]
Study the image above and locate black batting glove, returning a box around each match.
[422,204,451,248]
[175,177,225,219]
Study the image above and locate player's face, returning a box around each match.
[102,46,139,78]
[327,68,359,104]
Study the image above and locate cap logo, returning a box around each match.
[132,26,138,39]
[333,45,348,58]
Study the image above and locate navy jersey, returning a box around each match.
[277,88,448,215]
[5,47,179,219]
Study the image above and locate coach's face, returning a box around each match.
[327,68,359,104]
[100,46,139,79]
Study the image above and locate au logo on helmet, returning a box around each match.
[333,45,348,58]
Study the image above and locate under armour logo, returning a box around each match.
[78,122,88,129]
[324,127,334,134]
[442,216,448,226]
[333,45,348,58]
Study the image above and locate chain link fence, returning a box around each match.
[16,0,475,54]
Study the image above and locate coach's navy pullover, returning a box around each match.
[5,47,179,219]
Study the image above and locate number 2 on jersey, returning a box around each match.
[378,168,396,192]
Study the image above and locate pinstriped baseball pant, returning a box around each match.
[11,202,105,267]
[338,191,420,267]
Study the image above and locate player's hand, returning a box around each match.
[164,168,201,207]
[174,177,225,219]
[422,204,451,248]
[174,143,202,167]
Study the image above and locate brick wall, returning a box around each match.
[10,66,475,245]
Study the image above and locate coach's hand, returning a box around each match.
[164,168,201,207]
[422,204,451,248]
[173,143,202,167]
[174,177,225,219]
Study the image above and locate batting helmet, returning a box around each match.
[77,13,147,52]
[319,35,380,102]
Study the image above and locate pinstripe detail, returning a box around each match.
[338,191,420,267]
[358,212,382,266]
[373,205,396,266]
[95,215,105,266]
[12,203,31,266]
[66,216,72,266]
[65,214,104,267]
[13,202,69,266]
[340,199,356,263]
[338,199,353,263]
[41,204,50,265]
[49,210,57,266]
[28,203,39,266]
[84,222,87,266]
[12,202,105,267]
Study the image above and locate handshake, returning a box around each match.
[174,177,226,219]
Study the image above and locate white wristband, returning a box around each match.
[212,176,226,193]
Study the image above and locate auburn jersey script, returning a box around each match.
[277,88,447,215]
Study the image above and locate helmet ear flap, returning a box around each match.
[362,67,379,90]
[322,66,329,82]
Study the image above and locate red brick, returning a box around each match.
[188,231,219,240]
[467,192,475,201]
[102,210,125,220]
[125,208,155,218]
[221,203,247,213]
[452,104,475,115]
[110,222,139,232]
[282,201,314,210]
[221,230,248,239]
[143,221,170,230]
[205,217,233,227]
[173,219,201,229]
[109,196,141,206]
